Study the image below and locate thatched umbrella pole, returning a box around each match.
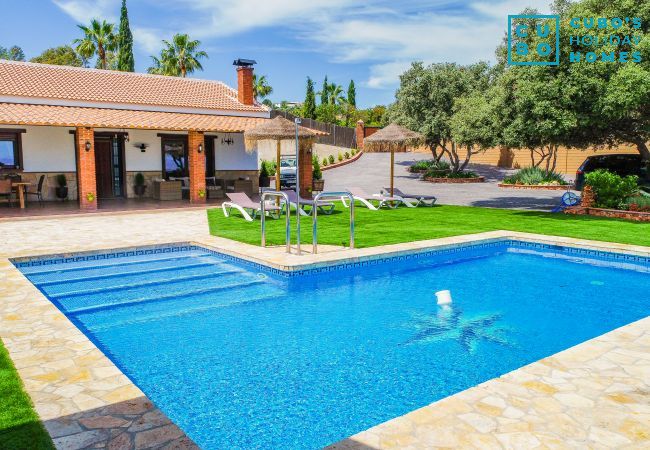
[363,123,423,197]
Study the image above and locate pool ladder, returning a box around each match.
[259,190,355,255]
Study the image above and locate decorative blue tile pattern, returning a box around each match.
[12,239,650,276]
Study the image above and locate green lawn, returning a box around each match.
[208,204,650,248]
[0,339,54,450]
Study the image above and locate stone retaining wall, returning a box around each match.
[565,206,650,222]
[498,183,572,190]
[424,176,485,183]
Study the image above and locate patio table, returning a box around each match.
[12,182,31,209]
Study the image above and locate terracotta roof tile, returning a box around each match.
[0,103,268,132]
[0,60,267,113]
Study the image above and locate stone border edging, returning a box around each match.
[498,183,572,190]
[321,151,363,171]
[565,206,650,222]
[423,176,485,183]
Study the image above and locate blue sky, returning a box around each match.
[0,0,546,108]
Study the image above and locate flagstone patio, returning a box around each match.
[0,209,648,449]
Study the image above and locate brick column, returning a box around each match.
[356,120,365,150]
[237,67,254,106]
[75,127,97,210]
[188,130,206,204]
[299,142,313,198]
[581,185,595,207]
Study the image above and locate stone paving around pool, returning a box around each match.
[1,209,649,449]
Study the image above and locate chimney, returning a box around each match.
[233,58,256,106]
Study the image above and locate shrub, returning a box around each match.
[502,167,568,185]
[351,149,356,156]
[409,159,437,172]
[329,155,335,164]
[55,174,67,187]
[344,151,350,159]
[322,157,328,167]
[312,156,322,180]
[422,161,451,177]
[623,195,650,212]
[134,172,145,186]
[259,160,270,177]
[585,169,639,209]
[338,152,344,162]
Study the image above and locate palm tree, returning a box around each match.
[73,19,117,70]
[329,83,346,105]
[147,34,207,77]
[253,74,273,100]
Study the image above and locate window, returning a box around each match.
[161,136,188,179]
[0,131,22,170]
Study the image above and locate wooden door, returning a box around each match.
[94,139,114,199]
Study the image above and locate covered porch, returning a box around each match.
[0,102,314,214]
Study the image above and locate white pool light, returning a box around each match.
[435,290,452,305]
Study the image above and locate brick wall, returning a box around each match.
[237,67,254,106]
[75,127,97,210]
[188,130,206,204]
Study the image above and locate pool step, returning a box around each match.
[78,284,285,332]
[45,266,243,298]
[20,250,211,276]
[32,257,227,287]
[65,277,270,315]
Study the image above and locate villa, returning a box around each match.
[0,59,312,210]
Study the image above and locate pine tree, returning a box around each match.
[304,77,316,119]
[347,80,356,108]
[320,75,329,105]
[117,0,135,72]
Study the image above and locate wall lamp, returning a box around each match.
[133,143,149,152]
[198,143,203,153]
[85,141,92,152]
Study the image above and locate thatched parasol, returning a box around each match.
[363,123,423,196]
[244,116,318,193]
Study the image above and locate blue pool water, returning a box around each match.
[15,241,650,449]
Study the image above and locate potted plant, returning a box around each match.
[312,156,324,191]
[55,174,68,200]
[259,160,271,188]
[134,172,147,197]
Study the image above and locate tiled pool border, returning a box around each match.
[2,229,649,449]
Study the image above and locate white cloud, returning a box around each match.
[53,0,553,89]
[52,0,116,23]
[132,27,163,54]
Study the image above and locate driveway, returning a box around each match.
[323,152,574,211]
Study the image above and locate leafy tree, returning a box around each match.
[117,0,135,72]
[328,83,346,105]
[0,45,25,61]
[320,76,329,105]
[147,34,207,77]
[390,61,490,166]
[262,98,273,108]
[316,103,341,124]
[303,77,317,119]
[95,50,119,70]
[253,74,273,100]
[347,80,356,108]
[31,45,83,66]
[73,19,117,70]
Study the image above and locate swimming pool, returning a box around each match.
[14,240,650,449]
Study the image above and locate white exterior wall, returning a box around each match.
[0,125,257,174]
[0,125,77,172]
[212,132,258,170]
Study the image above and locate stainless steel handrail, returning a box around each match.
[261,191,291,253]
[312,191,355,254]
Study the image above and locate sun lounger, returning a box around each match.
[340,187,403,210]
[222,192,281,222]
[382,187,437,207]
[284,190,336,216]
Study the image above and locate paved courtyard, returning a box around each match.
[324,152,574,211]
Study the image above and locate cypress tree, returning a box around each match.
[347,79,356,108]
[117,0,135,71]
[304,77,316,119]
[320,75,329,105]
